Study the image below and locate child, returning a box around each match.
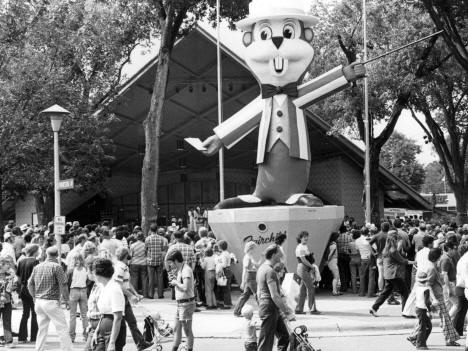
[241,305,257,351]
[413,271,435,350]
[0,257,15,348]
[200,248,217,309]
[68,254,89,343]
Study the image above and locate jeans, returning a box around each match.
[359,259,376,297]
[69,288,88,340]
[221,268,233,306]
[204,270,216,307]
[296,263,316,312]
[372,278,409,312]
[130,264,148,296]
[349,256,361,293]
[415,308,432,348]
[338,253,350,292]
[35,299,73,351]
[19,294,38,342]
[452,294,468,336]
[234,272,257,315]
[124,297,144,347]
[0,303,12,343]
[257,299,289,351]
[194,265,206,304]
[147,265,164,299]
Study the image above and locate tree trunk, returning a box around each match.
[367,144,382,225]
[453,185,468,225]
[0,176,3,236]
[140,44,174,233]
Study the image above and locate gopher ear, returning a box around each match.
[243,32,253,47]
[304,28,314,42]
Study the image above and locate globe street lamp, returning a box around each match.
[39,104,70,258]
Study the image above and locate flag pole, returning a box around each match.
[216,0,225,201]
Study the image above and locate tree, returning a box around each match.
[421,161,448,194]
[140,0,249,232]
[309,0,439,223]
[404,0,468,224]
[0,0,155,224]
[380,132,426,191]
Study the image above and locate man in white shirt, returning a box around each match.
[1,233,16,265]
[65,234,87,268]
[355,231,376,297]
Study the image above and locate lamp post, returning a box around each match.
[363,0,371,224]
[40,104,70,258]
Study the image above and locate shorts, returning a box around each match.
[176,301,196,321]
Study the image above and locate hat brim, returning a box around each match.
[237,14,319,30]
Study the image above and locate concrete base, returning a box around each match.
[208,205,344,281]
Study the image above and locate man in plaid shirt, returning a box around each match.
[336,226,352,293]
[165,231,195,280]
[28,246,72,351]
[145,224,168,299]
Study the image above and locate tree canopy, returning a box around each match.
[381,132,426,192]
[0,0,156,223]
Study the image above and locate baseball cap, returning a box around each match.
[20,224,28,231]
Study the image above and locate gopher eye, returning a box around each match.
[260,27,272,40]
[283,24,295,39]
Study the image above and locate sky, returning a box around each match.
[121,21,438,166]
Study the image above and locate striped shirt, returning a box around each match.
[27,258,67,300]
[130,241,146,265]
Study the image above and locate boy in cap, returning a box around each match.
[412,271,436,350]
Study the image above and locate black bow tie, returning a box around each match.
[261,82,299,99]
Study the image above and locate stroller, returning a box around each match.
[286,323,321,351]
[143,312,174,351]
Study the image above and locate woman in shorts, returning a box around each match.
[167,250,195,351]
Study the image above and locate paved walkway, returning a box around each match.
[7,290,444,350]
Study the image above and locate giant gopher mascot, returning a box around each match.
[201,0,366,209]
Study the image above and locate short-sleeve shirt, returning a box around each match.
[295,244,310,258]
[257,263,280,299]
[97,280,125,315]
[440,253,456,282]
[175,263,194,300]
[113,261,130,289]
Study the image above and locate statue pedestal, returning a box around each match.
[208,205,344,281]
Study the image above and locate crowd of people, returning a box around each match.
[320,216,468,351]
[0,219,241,351]
[1,215,468,351]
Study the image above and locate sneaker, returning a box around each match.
[233,312,242,317]
[387,299,400,305]
[406,336,416,346]
[446,341,460,346]
[369,308,378,317]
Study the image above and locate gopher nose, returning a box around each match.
[272,36,284,49]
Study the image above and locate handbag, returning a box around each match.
[216,274,227,286]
